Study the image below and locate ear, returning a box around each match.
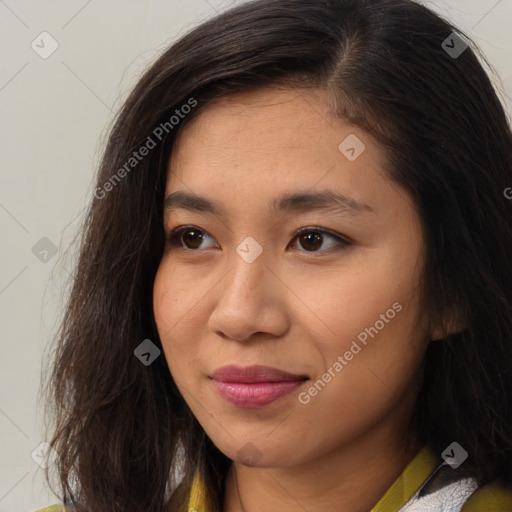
[429,307,466,340]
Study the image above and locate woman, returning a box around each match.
[38,0,512,510]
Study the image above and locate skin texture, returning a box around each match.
[153,87,441,512]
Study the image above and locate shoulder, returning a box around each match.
[34,506,65,512]
[461,482,512,511]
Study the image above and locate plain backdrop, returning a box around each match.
[0,1,510,510]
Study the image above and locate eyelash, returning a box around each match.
[165,225,351,254]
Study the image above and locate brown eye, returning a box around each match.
[290,227,350,253]
[181,229,204,249]
[299,231,323,251]
[166,226,216,250]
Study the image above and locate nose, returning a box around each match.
[207,249,289,343]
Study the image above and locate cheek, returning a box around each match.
[318,295,426,402]
[297,300,427,450]
[304,264,413,353]
[153,254,211,333]
[152,259,201,376]
[303,250,428,402]
[153,259,180,333]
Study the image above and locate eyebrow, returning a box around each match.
[163,189,375,217]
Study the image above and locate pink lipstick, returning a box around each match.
[210,365,308,408]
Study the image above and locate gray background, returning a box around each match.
[0,1,510,510]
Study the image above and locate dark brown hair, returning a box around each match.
[43,0,512,510]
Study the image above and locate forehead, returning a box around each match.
[166,87,388,191]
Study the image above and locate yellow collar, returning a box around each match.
[187,445,438,511]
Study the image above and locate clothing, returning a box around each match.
[35,445,512,512]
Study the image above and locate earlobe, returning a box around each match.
[429,309,466,340]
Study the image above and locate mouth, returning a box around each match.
[209,365,309,408]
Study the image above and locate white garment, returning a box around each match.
[399,462,479,512]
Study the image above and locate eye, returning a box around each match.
[165,225,217,250]
[165,225,350,253]
[289,226,350,253]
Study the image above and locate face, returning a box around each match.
[153,87,433,468]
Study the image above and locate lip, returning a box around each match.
[211,364,308,383]
[210,365,308,408]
